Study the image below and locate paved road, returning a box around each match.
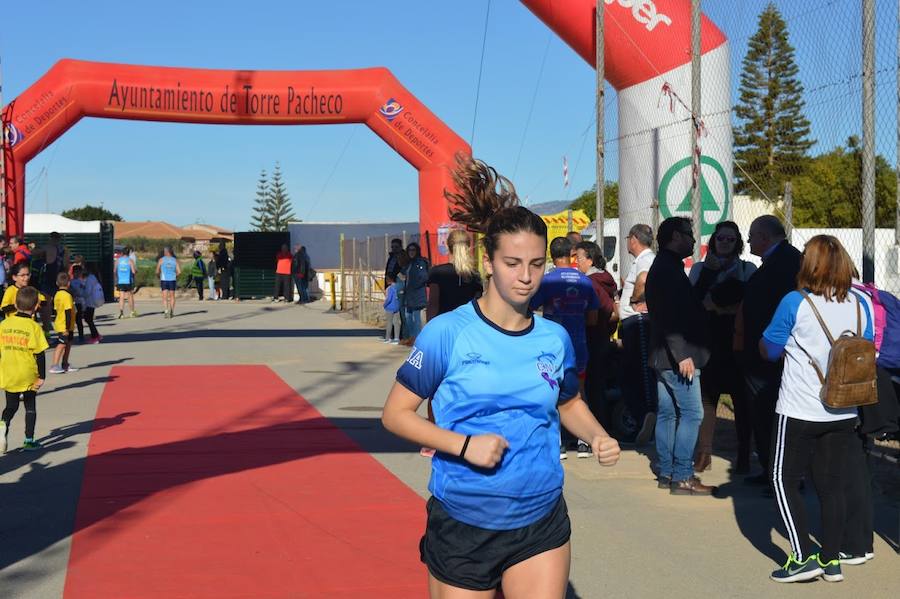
[1,300,896,598]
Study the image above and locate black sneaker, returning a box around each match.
[838,551,868,566]
[576,441,592,458]
[22,439,43,451]
[657,475,672,489]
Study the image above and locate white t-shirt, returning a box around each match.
[763,289,874,422]
[619,248,655,320]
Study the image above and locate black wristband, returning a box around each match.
[459,435,472,459]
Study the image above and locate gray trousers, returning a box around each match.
[384,310,401,340]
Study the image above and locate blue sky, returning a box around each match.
[2,1,896,230]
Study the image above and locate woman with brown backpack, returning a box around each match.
[760,235,875,584]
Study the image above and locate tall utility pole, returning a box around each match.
[895,0,900,248]
[595,3,605,249]
[784,181,794,243]
[861,0,876,282]
[0,53,6,235]
[690,0,702,261]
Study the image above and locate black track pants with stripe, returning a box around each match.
[770,414,855,563]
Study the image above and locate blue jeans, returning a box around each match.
[655,368,703,482]
[406,307,423,339]
[293,275,310,302]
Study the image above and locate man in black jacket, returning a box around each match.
[384,238,403,286]
[646,217,717,495]
[740,215,802,485]
[216,242,231,300]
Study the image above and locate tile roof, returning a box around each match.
[114,221,193,240]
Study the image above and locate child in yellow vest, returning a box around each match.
[0,286,49,452]
[50,273,78,374]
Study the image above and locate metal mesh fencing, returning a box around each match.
[338,231,426,326]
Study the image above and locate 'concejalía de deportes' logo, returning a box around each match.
[379,99,403,121]
[657,155,730,237]
[3,122,24,147]
[536,353,557,390]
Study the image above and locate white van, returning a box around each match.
[582,218,622,286]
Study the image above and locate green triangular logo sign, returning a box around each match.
[675,172,718,213]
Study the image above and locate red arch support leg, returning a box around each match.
[419,168,455,260]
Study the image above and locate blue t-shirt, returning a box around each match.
[529,267,600,372]
[116,256,133,285]
[396,300,579,530]
[160,256,178,282]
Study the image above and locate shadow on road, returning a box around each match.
[39,375,119,396]
[103,328,383,343]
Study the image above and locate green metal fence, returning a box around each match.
[24,223,116,301]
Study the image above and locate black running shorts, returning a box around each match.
[419,494,570,591]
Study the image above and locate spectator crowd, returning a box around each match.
[382,194,899,585]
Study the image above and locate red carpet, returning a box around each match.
[63,365,427,598]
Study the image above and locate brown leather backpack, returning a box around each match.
[796,291,878,409]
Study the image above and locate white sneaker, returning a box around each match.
[49,366,66,374]
[390,339,399,345]
[65,366,80,373]
[560,445,567,460]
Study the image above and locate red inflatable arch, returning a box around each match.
[1,59,471,256]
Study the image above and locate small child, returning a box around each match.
[382,274,401,345]
[190,251,207,301]
[0,286,49,452]
[70,264,87,343]
[50,272,78,374]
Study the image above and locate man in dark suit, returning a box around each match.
[739,215,802,484]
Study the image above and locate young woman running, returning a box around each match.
[383,156,620,598]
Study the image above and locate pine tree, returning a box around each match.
[251,169,271,231]
[267,162,297,231]
[733,2,814,200]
